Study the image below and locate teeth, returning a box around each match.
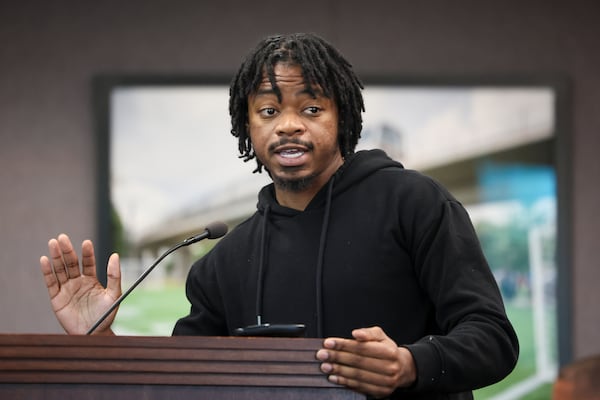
[280,149,304,158]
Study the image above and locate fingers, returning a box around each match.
[318,338,398,376]
[323,365,397,398]
[80,240,97,277]
[58,234,81,279]
[316,326,415,397]
[321,327,396,363]
[106,253,122,300]
[40,255,59,299]
[47,236,69,285]
[44,234,96,285]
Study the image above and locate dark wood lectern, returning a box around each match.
[0,334,364,399]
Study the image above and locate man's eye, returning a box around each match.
[260,108,277,116]
[305,106,321,114]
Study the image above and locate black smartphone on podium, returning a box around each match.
[233,323,306,337]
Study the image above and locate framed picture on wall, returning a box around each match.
[94,75,569,398]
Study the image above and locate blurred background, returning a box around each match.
[1,1,599,399]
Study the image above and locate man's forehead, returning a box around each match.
[259,63,304,81]
[248,63,329,99]
[257,72,321,91]
[258,73,305,85]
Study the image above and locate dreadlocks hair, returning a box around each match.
[229,32,365,173]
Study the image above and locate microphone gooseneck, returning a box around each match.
[85,221,228,335]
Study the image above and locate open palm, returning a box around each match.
[40,234,121,335]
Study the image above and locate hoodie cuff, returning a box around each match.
[403,335,444,391]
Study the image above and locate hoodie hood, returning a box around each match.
[256,149,404,214]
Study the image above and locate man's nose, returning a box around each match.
[276,110,305,136]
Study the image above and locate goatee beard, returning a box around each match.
[272,173,317,192]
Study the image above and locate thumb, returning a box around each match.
[352,326,387,342]
[106,253,122,300]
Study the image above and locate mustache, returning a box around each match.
[268,138,314,153]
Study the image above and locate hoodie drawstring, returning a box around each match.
[255,204,270,326]
[315,176,335,337]
[254,176,335,337]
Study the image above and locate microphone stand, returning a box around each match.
[86,223,227,335]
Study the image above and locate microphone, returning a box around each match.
[86,221,228,335]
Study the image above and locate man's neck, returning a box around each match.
[274,186,321,211]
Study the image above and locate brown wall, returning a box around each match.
[1,0,598,362]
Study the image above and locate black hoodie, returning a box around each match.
[173,149,519,399]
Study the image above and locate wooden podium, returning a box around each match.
[0,334,363,399]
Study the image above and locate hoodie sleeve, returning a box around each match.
[401,181,519,392]
[172,251,228,336]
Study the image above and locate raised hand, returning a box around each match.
[316,326,417,398]
[40,234,121,335]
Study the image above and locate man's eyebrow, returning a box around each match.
[253,88,277,97]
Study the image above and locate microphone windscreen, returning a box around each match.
[205,221,228,239]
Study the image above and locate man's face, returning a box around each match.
[247,63,343,194]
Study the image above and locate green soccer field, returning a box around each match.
[112,286,554,399]
[112,283,189,336]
